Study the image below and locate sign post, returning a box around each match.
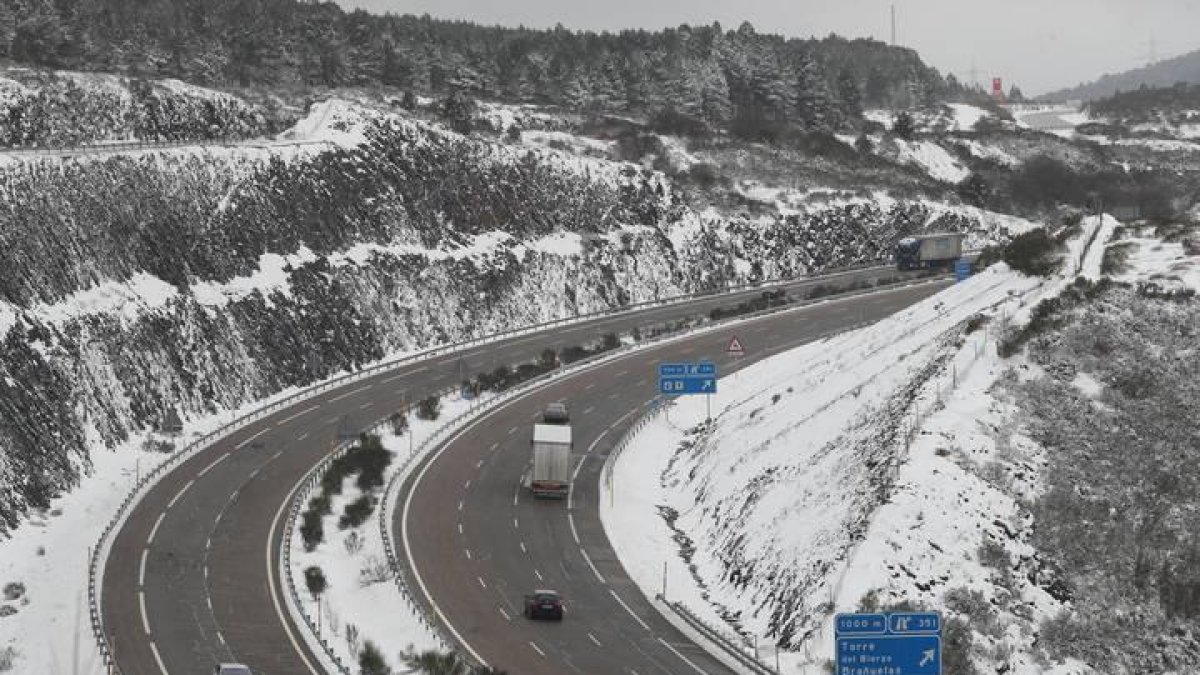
[835,612,941,675]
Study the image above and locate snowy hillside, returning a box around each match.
[0,68,287,148]
[602,215,1200,673]
[0,99,1034,531]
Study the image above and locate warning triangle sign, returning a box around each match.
[726,335,745,356]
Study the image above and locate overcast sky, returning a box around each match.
[335,0,1200,95]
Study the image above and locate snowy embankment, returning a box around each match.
[286,394,483,673]
[601,220,1123,674]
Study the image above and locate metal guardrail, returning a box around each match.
[0,137,337,157]
[85,260,899,673]
[280,382,461,674]
[666,600,777,675]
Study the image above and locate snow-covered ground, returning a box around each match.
[600,218,1137,673]
[285,394,484,673]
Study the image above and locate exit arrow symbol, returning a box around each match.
[919,649,935,667]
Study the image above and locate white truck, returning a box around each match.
[530,423,572,499]
[895,232,966,270]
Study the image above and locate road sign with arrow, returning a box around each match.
[835,612,941,675]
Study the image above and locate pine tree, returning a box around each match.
[836,69,862,120]
[865,67,890,108]
[359,641,390,675]
[794,53,837,132]
[698,59,733,123]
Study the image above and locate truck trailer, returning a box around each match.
[895,233,966,270]
[530,423,572,498]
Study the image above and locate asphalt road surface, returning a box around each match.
[399,280,951,675]
[101,267,945,675]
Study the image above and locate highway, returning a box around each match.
[398,280,950,674]
[100,266,945,675]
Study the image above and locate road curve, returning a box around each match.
[400,280,950,674]
[101,266,933,675]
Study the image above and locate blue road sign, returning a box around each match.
[836,612,942,675]
[954,258,972,282]
[837,635,941,675]
[889,612,940,634]
[658,362,717,395]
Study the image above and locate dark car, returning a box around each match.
[543,402,569,424]
[523,590,564,620]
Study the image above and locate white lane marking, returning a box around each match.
[609,590,651,631]
[147,512,167,544]
[607,392,619,399]
[499,607,511,621]
[276,405,320,427]
[529,642,545,657]
[328,384,371,403]
[139,549,149,587]
[478,576,487,589]
[465,549,472,560]
[235,428,266,449]
[531,411,541,420]
[589,633,602,647]
[658,638,710,675]
[569,513,581,544]
[206,536,212,551]
[490,442,499,451]
[580,548,607,583]
[458,523,463,534]
[583,406,596,415]
[166,479,194,509]
[139,590,151,635]
[464,480,472,490]
[197,452,231,477]
[584,382,596,390]
[520,541,527,554]
[149,641,169,675]
[513,490,519,506]
[476,459,484,469]
[458,500,464,511]
[615,369,628,377]
[227,490,238,505]
[359,401,374,410]
[207,596,213,611]
[267,451,327,675]
[534,569,543,581]
[513,517,519,529]
[638,378,648,386]
[217,630,226,645]
[508,426,518,435]
[297,432,309,441]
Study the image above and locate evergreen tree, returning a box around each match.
[865,67,890,108]
[837,69,862,120]
[697,59,733,123]
[891,111,916,140]
[1008,84,1026,103]
[359,640,390,675]
[794,53,838,131]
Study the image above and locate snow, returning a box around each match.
[1079,215,1118,280]
[953,138,1019,166]
[191,248,320,307]
[155,78,238,104]
[285,397,483,673]
[657,135,699,170]
[1110,234,1200,293]
[521,130,613,156]
[945,103,989,132]
[600,218,1146,673]
[33,272,179,326]
[278,99,372,147]
[892,139,970,184]
[0,435,158,675]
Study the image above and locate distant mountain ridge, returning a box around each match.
[1042,48,1200,102]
